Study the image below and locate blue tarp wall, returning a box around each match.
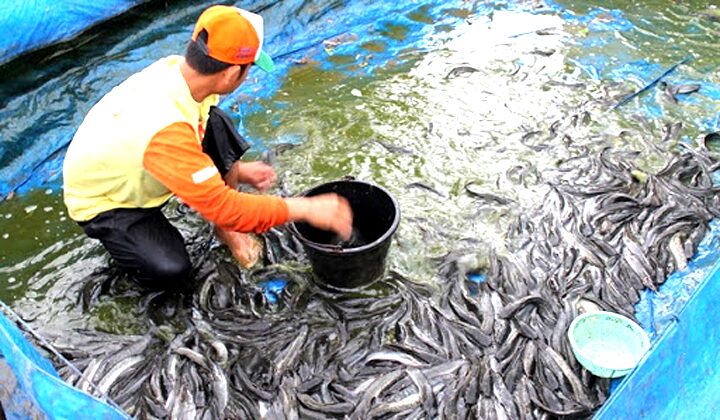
[0,0,148,65]
[597,258,720,418]
[0,0,719,417]
[0,303,128,419]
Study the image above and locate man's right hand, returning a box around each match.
[285,194,353,240]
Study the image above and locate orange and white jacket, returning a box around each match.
[62,55,288,233]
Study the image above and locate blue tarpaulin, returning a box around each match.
[0,303,129,419]
[596,258,720,418]
[0,1,148,65]
[0,0,719,417]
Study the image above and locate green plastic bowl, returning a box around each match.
[567,311,650,378]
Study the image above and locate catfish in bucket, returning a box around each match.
[331,226,367,248]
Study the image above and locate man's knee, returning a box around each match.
[135,255,192,288]
[81,207,194,289]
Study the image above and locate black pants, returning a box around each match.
[79,207,191,290]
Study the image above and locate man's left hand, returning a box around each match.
[225,161,277,192]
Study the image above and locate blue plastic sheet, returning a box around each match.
[0,306,129,419]
[0,0,148,65]
[635,219,720,341]
[0,0,719,416]
[597,259,720,418]
[259,278,289,304]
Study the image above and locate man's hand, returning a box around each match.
[214,226,261,268]
[286,194,353,240]
[225,161,277,191]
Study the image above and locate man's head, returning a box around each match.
[185,6,274,92]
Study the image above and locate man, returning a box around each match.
[62,5,352,290]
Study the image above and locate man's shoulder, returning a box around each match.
[103,56,185,111]
[128,55,183,86]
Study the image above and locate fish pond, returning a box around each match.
[0,0,719,418]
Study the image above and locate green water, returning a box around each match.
[0,0,718,337]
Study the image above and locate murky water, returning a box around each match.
[0,0,718,399]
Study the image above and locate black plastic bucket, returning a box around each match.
[289,179,400,290]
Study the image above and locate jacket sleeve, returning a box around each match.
[143,122,289,233]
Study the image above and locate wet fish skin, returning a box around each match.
[532,48,556,57]
[98,335,152,377]
[438,320,463,359]
[96,355,144,396]
[278,376,300,420]
[365,350,425,368]
[405,320,446,358]
[367,390,423,418]
[445,65,480,79]
[208,362,228,417]
[464,181,515,205]
[546,80,585,89]
[273,324,309,383]
[550,304,572,352]
[175,347,210,371]
[372,139,414,155]
[661,121,683,143]
[521,340,536,377]
[406,367,435,417]
[349,369,405,419]
[170,380,197,420]
[142,390,169,419]
[499,346,524,393]
[113,367,151,409]
[77,358,102,394]
[297,394,353,415]
[492,370,519,419]
[661,82,701,103]
[406,181,445,198]
[515,376,533,420]
[477,292,495,335]
[621,230,657,291]
[297,404,336,420]
[520,130,550,152]
[540,343,592,408]
[498,294,544,319]
[441,362,470,418]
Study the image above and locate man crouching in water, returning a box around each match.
[62,5,352,290]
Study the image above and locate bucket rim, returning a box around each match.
[288,179,401,255]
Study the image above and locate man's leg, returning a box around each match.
[80,207,192,289]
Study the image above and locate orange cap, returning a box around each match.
[192,5,274,72]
